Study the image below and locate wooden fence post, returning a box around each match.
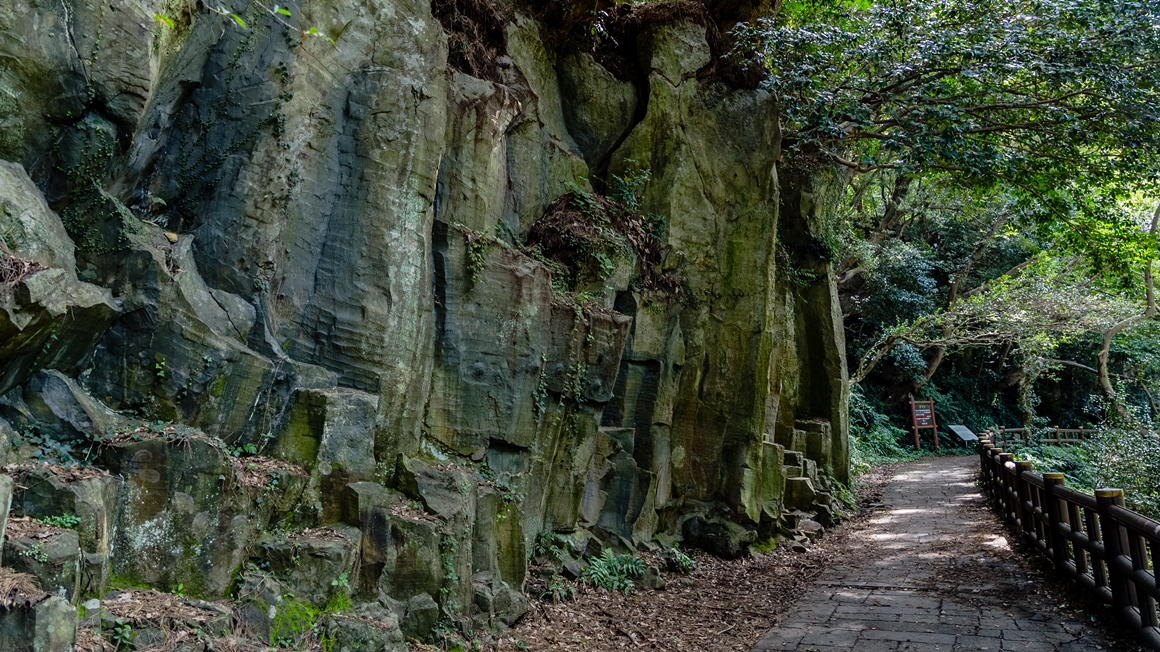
[1043,473,1067,568]
[997,452,1013,522]
[980,442,994,498]
[990,449,1004,511]
[1015,461,1034,538]
[1096,488,1131,616]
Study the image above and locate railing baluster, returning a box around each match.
[1071,502,1090,577]
[1131,530,1158,628]
[978,435,1160,650]
[1086,505,1108,591]
[1044,474,1067,567]
[1097,489,1133,618]
[998,452,1014,523]
[1015,461,1034,537]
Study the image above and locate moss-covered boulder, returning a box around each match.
[9,465,119,599]
[3,519,81,600]
[0,592,76,652]
[99,434,305,597]
[252,525,361,609]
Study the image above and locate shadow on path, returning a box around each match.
[753,456,1130,651]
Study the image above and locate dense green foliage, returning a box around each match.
[742,0,1160,514]
[738,0,1160,234]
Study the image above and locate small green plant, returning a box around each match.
[661,544,696,574]
[229,442,259,457]
[270,596,320,648]
[325,572,352,613]
[539,575,577,603]
[35,514,81,529]
[580,549,645,594]
[20,542,49,563]
[439,535,460,595]
[466,234,490,285]
[109,618,134,650]
[532,531,564,561]
[154,357,166,378]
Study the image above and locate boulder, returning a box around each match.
[253,525,361,608]
[400,592,439,641]
[0,594,77,652]
[9,465,120,598]
[3,524,81,600]
[784,477,817,512]
[322,609,406,652]
[0,163,119,397]
[557,53,639,168]
[273,389,379,524]
[680,515,755,559]
[100,435,305,597]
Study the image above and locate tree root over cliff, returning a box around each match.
[0,242,45,295]
[506,465,896,652]
[431,0,510,83]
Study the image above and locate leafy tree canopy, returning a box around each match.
[735,0,1160,267]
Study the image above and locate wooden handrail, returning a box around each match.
[982,426,1099,448]
[978,433,1160,650]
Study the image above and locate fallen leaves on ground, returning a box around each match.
[509,465,896,651]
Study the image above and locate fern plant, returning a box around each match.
[580,549,645,594]
[661,544,696,574]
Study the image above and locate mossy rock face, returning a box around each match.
[253,525,361,609]
[0,163,119,398]
[0,0,850,622]
[4,530,82,601]
[322,610,406,652]
[557,52,638,169]
[99,436,303,598]
[0,595,77,652]
[273,389,379,524]
[11,465,120,599]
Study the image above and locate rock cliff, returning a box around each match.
[0,0,847,645]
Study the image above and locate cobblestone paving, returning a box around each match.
[754,456,1129,651]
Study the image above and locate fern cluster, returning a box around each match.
[580,549,645,594]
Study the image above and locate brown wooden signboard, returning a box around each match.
[909,394,939,451]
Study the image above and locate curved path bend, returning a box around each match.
[754,456,1132,652]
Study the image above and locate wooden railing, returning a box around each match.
[981,427,1098,449]
[978,433,1160,651]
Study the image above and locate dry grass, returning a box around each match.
[0,568,47,608]
[5,515,68,540]
[526,193,682,296]
[232,455,307,488]
[0,241,45,295]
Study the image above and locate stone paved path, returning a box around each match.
[753,456,1130,652]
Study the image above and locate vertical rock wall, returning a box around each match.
[0,0,849,637]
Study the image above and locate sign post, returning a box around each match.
[909,394,939,451]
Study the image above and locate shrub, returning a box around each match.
[580,549,644,594]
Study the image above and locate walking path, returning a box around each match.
[753,456,1130,651]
